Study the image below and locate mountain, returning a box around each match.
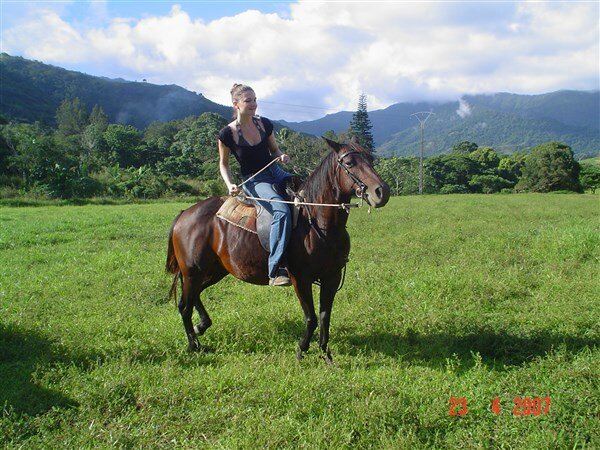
[0,53,231,129]
[282,92,600,156]
[1,53,598,156]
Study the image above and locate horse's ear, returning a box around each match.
[322,137,342,153]
[350,135,360,145]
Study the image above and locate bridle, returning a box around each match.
[335,142,370,201]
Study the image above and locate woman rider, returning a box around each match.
[218,83,293,287]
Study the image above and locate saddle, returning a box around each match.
[216,179,302,252]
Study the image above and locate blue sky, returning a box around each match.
[2,1,292,27]
[2,1,599,121]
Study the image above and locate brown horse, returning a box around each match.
[166,137,390,362]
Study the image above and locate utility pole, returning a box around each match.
[410,111,435,194]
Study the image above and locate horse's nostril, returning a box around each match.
[375,186,383,199]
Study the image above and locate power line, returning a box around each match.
[410,111,435,195]
[259,100,331,111]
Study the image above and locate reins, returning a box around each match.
[234,147,371,212]
[234,155,362,211]
[237,194,359,212]
[236,157,281,189]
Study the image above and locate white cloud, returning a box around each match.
[456,98,472,118]
[2,1,598,121]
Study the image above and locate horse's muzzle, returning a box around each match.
[365,182,390,208]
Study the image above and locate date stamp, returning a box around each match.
[449,396,551,416]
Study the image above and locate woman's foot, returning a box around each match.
[269,267,291,286]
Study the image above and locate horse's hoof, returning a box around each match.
[198,345,215,354]
[187,334,200,352]
[194,322,211,336]
[297,348,305,361]
[321,350,334,366]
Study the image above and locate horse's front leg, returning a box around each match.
[319,271,342,365]
[292,277,318,360]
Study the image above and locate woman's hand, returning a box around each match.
[279,154,290,164]
[228,183,240,196]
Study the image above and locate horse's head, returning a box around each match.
[323,136,390,208]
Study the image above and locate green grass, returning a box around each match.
[1,194,598,448]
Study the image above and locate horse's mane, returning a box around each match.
[299,150,337,203]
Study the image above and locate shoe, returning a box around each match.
[269,268,291,287]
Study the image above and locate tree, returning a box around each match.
[469,146,500,172]
[375,156,420,195]
[498,151,527,184]
[516,142,582,192]
[88,104,108,129]
[160,113,226,178]
[81,105,109,170]
[143,120,181,167]
[277,128,324,178]
[425,154,479,192]
[579,162,600,193]
[322,130,338,141]
[349,94,374,153]
[56,98,88,136]
[103,124,142,168]
[468,175,513,194]
[0,122,96,197]
[452,141,478,155]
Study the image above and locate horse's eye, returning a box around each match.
[343,157,355,167]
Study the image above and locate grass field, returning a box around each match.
[1,194,598,448]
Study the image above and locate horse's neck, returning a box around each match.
[307,171,351,233]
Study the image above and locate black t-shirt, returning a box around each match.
[218,117,274,176]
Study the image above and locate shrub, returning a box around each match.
[440,184,469,194]
[469,175,513,194]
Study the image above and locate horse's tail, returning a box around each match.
[166,210,184,305]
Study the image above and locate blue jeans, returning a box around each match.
[242,165,292,278]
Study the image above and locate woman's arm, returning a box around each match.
[218,139,239,196]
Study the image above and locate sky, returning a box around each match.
[1,1,599,122]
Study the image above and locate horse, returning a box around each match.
[166,136,390,362]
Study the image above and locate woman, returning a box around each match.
[218,83,292,287]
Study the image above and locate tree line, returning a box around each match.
[1,98,598,200]
[376,140,599,196]
[0,98,327,200]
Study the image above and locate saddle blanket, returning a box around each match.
[216,195,300,252]
[216,196,258,234]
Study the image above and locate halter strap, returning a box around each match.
[336,147,368,198]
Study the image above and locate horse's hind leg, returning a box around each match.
[192,271,226,339]
[192,296,212,338]
[179,275,202,351]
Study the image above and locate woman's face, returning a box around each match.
[234,90,257,116]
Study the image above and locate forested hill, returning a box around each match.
[0,53,231,129]
[1,53,598,157]
[281,91,600,157]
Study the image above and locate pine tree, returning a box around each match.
[56,97,88,136]
[349,94,374,153]
[88,104,108,130]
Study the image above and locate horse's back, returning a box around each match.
[171,197,225,272]
[180,196,224,220]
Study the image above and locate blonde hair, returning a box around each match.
[230,83,254,119]
[230,83,254,101]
